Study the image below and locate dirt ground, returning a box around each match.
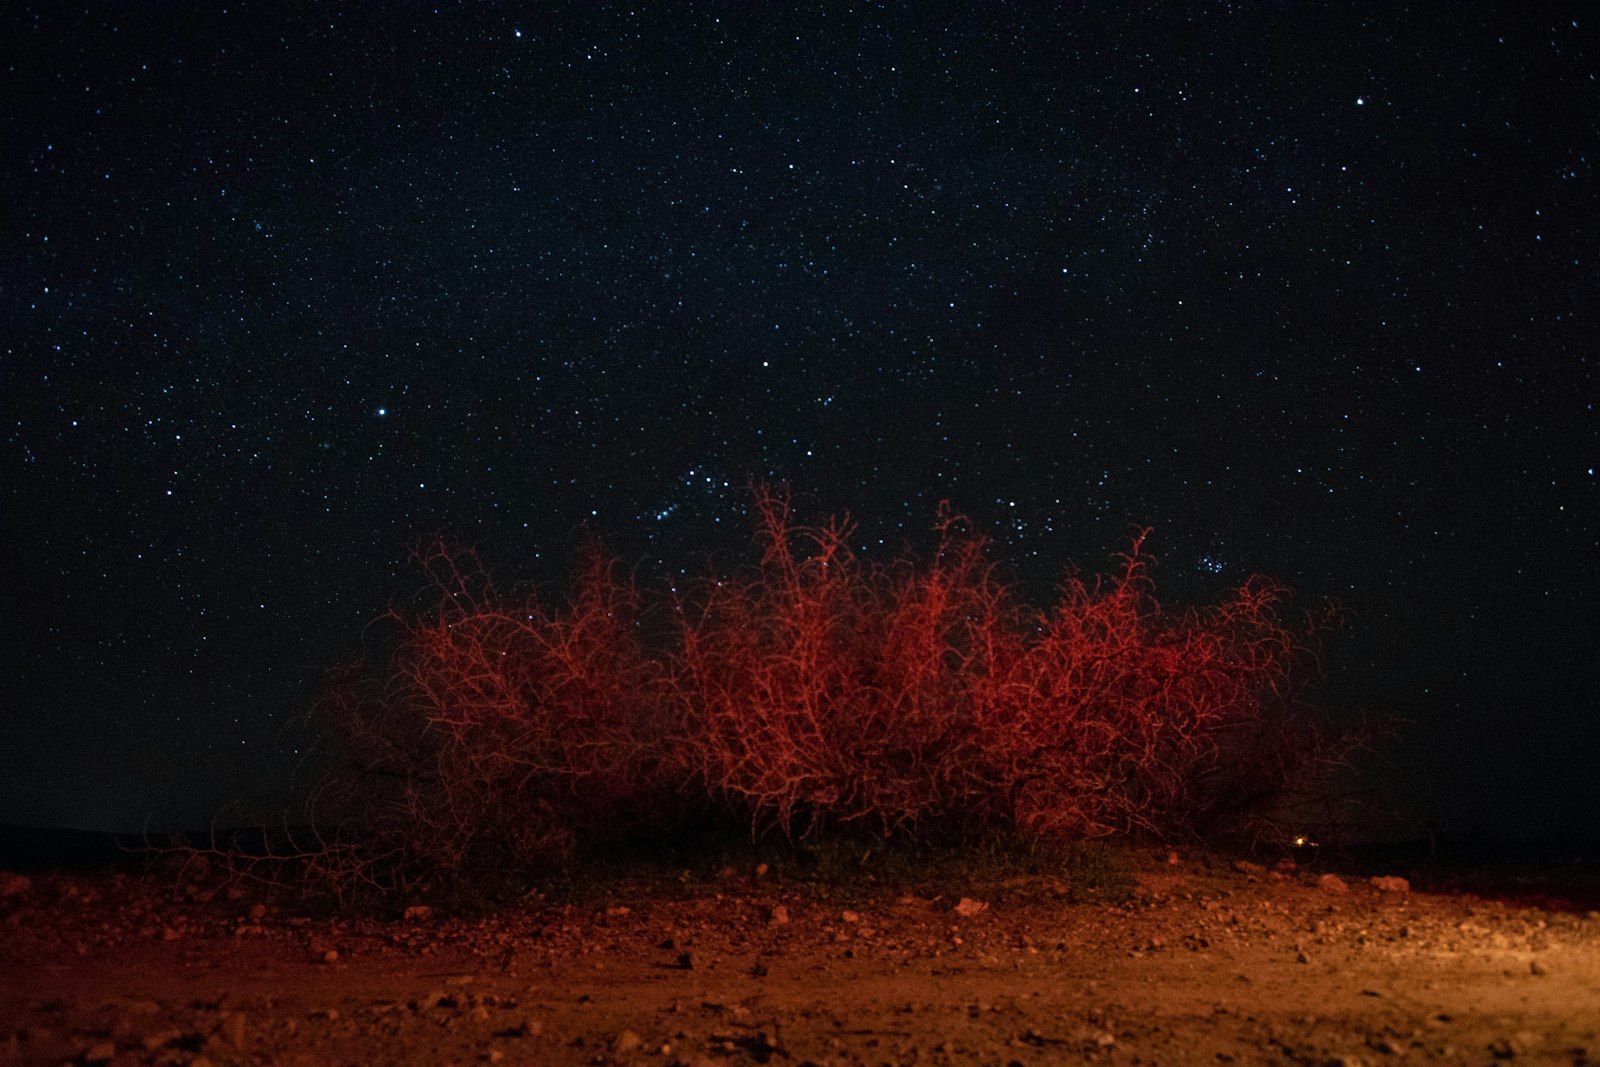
[2,849,1597,1067]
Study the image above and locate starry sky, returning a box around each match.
[3,3,1596,841]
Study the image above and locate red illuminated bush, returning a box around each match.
[992,539,1327,838]
[316,487,1341,874]
[316,538,684,874]
[671,490,1335,841]
[669,491,1029,839]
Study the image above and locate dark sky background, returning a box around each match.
[3,3,1596,841]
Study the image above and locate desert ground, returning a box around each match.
[2,847,1597,1067]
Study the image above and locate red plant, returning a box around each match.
[670,490,1005,838]
[316,537,681,873]
[316,487,1343,873]
[995,537,1323,838]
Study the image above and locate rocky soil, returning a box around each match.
[2,851,1596,1066]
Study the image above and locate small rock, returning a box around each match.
[1233,859,1266,879]
[1369,876,1410,894]
[219,1011,247,1049]
[954,897,989,918]
[321,948,340,964]
[768,905,789,926]
[81,1040,116,1064]
[842,909,860,923]
[1529,959,1548,976]
[614,1029,643,1054]
[140,1029,183,1052]
[403,905,432,921]
[248,903,267,921]
[1317,873,1350,894]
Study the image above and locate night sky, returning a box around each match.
[3,3,1596,841]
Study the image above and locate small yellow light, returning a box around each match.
[1292,835,1307,847]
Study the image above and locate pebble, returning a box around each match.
[140,1028,183,1052]
[81,1040,116,1064]
[495,1018,542,1038]
[220,1011,247,1048]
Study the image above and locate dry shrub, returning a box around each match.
[671,491,1010,839]
[998,539,1331,838]
[315,487,1344,878]
[316,538,684,876]
[674,490,1337,842]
